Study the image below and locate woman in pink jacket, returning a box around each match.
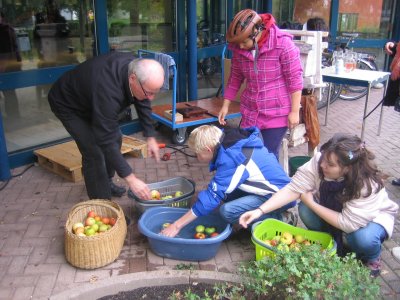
[218,9,303,160]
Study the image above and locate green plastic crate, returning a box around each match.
[251,219,336,261]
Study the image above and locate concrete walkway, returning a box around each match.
[0,88,399,299]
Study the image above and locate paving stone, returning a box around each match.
[11,286,34,300]
[32,274,57,298]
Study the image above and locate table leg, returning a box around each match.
[360,84,371,140]
[324,83,332,126]
[377,80,388,136]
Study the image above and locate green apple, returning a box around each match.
[175,191,183,197]
[276,243,290,252]
[91,223,99,232]
[195,225,205,233]
[205,227,216,235]
[294,234,305,243]
[280,232,293,245]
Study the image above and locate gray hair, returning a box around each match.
[128,58,150,83]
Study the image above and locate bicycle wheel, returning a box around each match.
[339,59,376,101]
[317,83,342,110]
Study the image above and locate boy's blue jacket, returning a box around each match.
[191,127,295,217]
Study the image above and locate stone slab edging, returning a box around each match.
[50,270,242,300]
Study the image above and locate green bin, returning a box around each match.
[289,156,311,177]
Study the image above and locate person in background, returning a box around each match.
[218,9,303,161]
[383,41,400,186]
[48,53,164,201]
[161,125,297,238]
[239,133,398,277]
[0,10,22,117]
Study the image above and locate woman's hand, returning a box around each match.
[218,99,231,125]
[385,42,395,55]
[288,111,300,129]
[160,223,180,237]
[239,208,263,229]
[300,191,315,207]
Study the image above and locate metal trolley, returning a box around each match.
[138,47,241,145]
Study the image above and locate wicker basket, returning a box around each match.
[64,199,127,269]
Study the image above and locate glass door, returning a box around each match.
[0,0,95,154]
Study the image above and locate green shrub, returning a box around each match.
[170,244,380,299]
[234,244,380,299]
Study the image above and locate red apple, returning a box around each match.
[194,232,206,239]
[210,232,219,238]
[151,190,161,200]
[109,218,116,226]
[87,211,96,218]
[85,217,96,226]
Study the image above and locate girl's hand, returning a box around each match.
[160,223,180,237]
[288,111,300,129]
[239,209,263,229]
[385,42,395,55]
[300,192,315,206]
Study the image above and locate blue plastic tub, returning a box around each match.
[138,207,232,261]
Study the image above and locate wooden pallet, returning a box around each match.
[34,136,147,182]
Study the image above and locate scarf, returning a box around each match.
[257,13,275,49]
[319,179,346,256]
[390,43,400,80]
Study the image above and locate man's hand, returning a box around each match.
[147,137,160,162]
[238,208,263,229]
[125,174,151,200]
[160,222,180,237]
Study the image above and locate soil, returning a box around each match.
[98,283,217,300]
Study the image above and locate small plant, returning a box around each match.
[235,244,380,299]
[169,244,380,299]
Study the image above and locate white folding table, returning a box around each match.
[321,67,390,140]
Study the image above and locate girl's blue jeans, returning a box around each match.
[298,202,387,262]
[219,194,289,227]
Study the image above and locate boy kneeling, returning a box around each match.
[161,125,296,237]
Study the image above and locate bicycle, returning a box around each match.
[317,33,378,110]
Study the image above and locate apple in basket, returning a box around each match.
[175,191,183,197]
[294,234,305,243]
[280,232,294,245]
[194,232,206,239]
[72,222,84,233]
[195,225,205,233]
[151,190,161,200]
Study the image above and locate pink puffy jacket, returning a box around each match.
[224,24,303,129]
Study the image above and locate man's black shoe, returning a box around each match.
[110,181,126,197]
[392,178,400,186]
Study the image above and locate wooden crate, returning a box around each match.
[34,136,147,182]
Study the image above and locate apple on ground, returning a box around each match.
[294,234,305,243]
[204,227,216,235]
[195,225,205,233]
[194,232,206,239]
[150,190,161,200]
[280,232,293,245]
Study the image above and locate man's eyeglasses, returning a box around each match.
[137,78,158,97]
